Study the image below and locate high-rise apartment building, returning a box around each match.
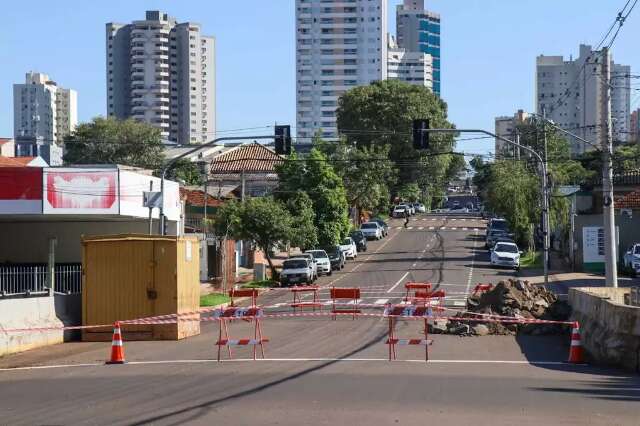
[630,109,640,144]
[494,110,529,157]
[396,0,441,96]
[536,44,630,154]
[387,34,433,89]
[107,11,215,144]
[295,0,388,140]
[13,71,77,145]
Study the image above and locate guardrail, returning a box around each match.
[0,264,82,297]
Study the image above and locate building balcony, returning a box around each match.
[152,52,169,60]
[152,104,170,111]
[130,51,146,60]
[155,71,170,77]
[150,86,170,94]
[155,113,170,120]
[131,70,145,79]
[131,87,148,96]
[131,104,148,112]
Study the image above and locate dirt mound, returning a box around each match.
[449,279,571,335]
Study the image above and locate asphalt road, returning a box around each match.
[1,214,638,425]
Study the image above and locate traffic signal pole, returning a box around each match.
[424,128,550,286]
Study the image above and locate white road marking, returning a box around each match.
[466,230,478,296]
[441,227,446,230]
[418,227,424,230]
[0,359,578,371]
[386,271,410,293]
[374,298,389,305]
[407,227,414,230]
[429,226,434,230]
[462,227,468,231]
[451,227,457,230]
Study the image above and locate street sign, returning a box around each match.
[143,191,163,208]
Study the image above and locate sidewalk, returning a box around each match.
[518,251,640,296]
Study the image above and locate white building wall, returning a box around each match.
[295,0,388,140]
[612,63,631,144]
[387,35,432,89]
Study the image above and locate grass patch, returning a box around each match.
[520,251,543,269]
[242,279,278,288]
[200,293,231,307]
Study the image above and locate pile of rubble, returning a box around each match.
[443,279,572,336]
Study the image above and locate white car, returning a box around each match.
[392,205,407,218]
[305,249,332,276]
[339,237,357,259]
[414,203,426,213]
[398,204,413,215]
[294,253,318,280]
[490,242,522,270]
[623,243,640,272]
[360,222,383,240]
[280,258,314,286]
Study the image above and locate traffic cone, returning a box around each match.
[567,321,584,364]
[106,321,126,364]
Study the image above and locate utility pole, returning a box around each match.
[541,107,550,285]
[602,47,618,287]
[148,181,153,235]
[241,169,246,202]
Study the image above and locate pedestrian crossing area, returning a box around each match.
[394,226,480,232]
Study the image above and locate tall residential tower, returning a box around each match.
[295,0,388,140]
[396,0,441,96]
[106,11,215,144]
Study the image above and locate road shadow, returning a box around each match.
[515,334,640,401]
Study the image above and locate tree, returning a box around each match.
[166,159,203,186]
[276,149,350,247]
[64,117,164,170]
[336,80,457,197]
[397,183,421,202]
[284,192,318,251]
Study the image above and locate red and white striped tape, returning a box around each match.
[386,338,433,346]
[216,338,269,346]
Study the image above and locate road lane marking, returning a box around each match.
[374,298,389,305]
[418,227,424,230]
[466,230,478,296]
[386,271,410,293]
[429,226,434,230]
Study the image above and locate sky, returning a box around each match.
[1,0,639,156]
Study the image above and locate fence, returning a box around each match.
[0,264,82,297]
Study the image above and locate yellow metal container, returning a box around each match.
[81,234,200,341]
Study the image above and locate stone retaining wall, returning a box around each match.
[569,287,640,372]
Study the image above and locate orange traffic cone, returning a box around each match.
[567,321,584,364]
[106,321,126,364]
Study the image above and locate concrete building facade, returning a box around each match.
[13,72,77,146]
[396,0,441,96]
[630,109,640,143]
[536,44,631,154]
[295,0,388,140]
[494,110,529,157]
[387,34,433,89]
[107,11,216,144]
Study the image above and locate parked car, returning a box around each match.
[305,249,332,276]
[360,222,383,240]
[349,231,368,252]
[486,229,513,249]
[414,203,426,213]
[280,258,314,286]
[491,242,522,270]
[371,218,389,237]
[339,237,358,259]
[623,243,640,272]
[326,246,346,270]
[296,253,318,280]
[487,218,509,236]
[392,205,407,218]
[406,204,416,215]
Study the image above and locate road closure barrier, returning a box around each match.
[403,282,432,303]
[214,306,268,361]
[472,283,493,295]
[384,304,433,362]
[229,288,259,307]
[290,285,321,312]
[330,287,361,319]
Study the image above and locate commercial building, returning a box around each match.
[494,110,530,157]
[536,44,631,154]
[295,0,388,140]
[13,72,77,165]
[387,35,433,89]
[395,0,441,96]
[630,109,640,143]
[107,10,216,144]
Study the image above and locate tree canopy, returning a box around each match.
[64,117,164,170]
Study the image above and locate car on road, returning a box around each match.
[305,249,332,276]
[486,229,513,249]
[487,218,509,236]
[280,258,315,286]
[491,242,522,270]
[451,200,461,209]
[450,207,469,214]
[623,243,640,272]
[371,218,389,237]
[339,237,358,259]
[296,253,318,280]
[360,222,383,240]
[414,203,426,213]
[326,245,346,270]
[392,205,407,218]
[349,231,368,252]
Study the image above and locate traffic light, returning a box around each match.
[275,125,292,155]
[412,119,430,150]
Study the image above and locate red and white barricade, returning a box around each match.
[229,288,259,307]
[403,282,432,303]
[213,306,268,361]
[409,288,446,313]
[384,304,434,362]
[330,287,361,320]
[290,285,321,312]
[472,283,493,295]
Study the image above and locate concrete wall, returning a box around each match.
[0,220,165,263]
[569,287,640,372]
